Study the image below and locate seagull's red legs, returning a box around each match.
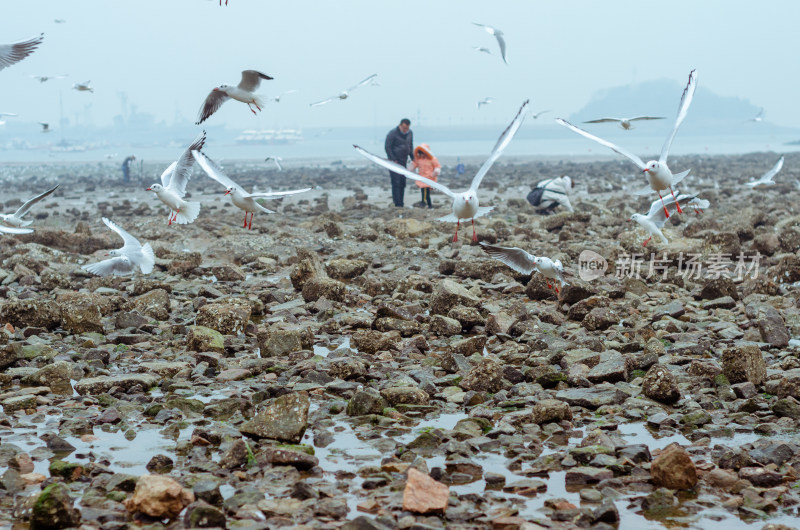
[643,236,651,247]
[670,188,683,213]
[453,220,459,242]
[471,218,477,242]
[658,191,669,218]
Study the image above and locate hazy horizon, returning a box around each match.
[1,0,798,133]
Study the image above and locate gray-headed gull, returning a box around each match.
[146,131,206,225]
[196,70,273,124]
[355,99,529,242]
[473,23,507,64]
[30,74,67,83]
[192,150,311,230]
[745,156,783,188]
[477,97,495,109]
[558,69,697,219]
[0,34,44,72]
[310,74,377,107]
[629,193,709,246]
[479,242,568,293]
[583,116,666,130]
[264,156,283,171]
[82,217,155,276]
[72,81,93,92]
[1,184,58,229]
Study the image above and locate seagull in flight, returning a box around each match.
[745,156,784,188]
[264,156,283,171]
[0,34,44,72]
[82,218,155,276]
[193,150,311,230]
[30,74,67,83]
[583,116,666,130]
[473,23,507,64]
[479,242,568,293]
[747,108,764,123]
[146,131,206,225]
[0,184,59,229]
[472,46,492,55]
[310,74,377,107]
[72,81,93,92]
[39,122,51,133]
[558,69,698,219]
[531,109,551,119]
[355,99,529,242]
[477,97,495,109]
[629,193,708,246]
[269,90,297,103]
[196,70,273,124]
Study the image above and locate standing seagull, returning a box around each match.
[82,218,155,276]
[193,150,311,230]
[355,99,529,242]
[72,81,93,92]
[196,70,273,124]
[558,69,698,219]
[479,242,568,293]
[0,34,44,72]
[473,23,507,64]
[745,156,784,188]
[146,131,206,225]
[583,116,666,130]
[0,184,59,229]
[310,74,377,107]
[629,193,708,246]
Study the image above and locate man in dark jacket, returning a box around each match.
[122,155,136,183]
[384,118,413,207]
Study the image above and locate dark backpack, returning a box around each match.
[526,187,545,207]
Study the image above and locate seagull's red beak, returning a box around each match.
[145,187,152,191]
[224,190,231,196]
[104,253,110,256]
[643,168,649,173]
[213,87,219,92]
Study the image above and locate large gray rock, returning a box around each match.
[745,303,790,348]
[346,388,388,416]
[326,259,368,280]
[21,361,76,393]
[301,276,346,303]
[0,298,61,330]
[555,385,628,410]
[722,344,766,385]
[240,391,310,443]
[587,353,629,383]
[74,374,158,395]
[56,292,104,334]
[642,365,681,404]
[380,386,429,406]
[196,301,251,335]
[531,399,573,424]
[30,482,81,530]
[125,289,170,321]
[459,358,505,393]
[186,325,225,353]
[429,279,480,316]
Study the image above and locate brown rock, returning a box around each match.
[402,467,449,514]
[124,474,195,519]
[429,279,480,316]
[651,444,697,490]
[722,344,766,385]
[196,302,251,335]
[301,276,346,303]
[125,289,170,321]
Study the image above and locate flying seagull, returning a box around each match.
[477,97,495,109]
[82,218,155,276]
[473,23,506,64]
[196,70,273,124]
[745,156,784,188]
[72,81,93,92]
[583,116,666,130]
[30,74,67,83]
[0,34,44,72]
[310,74,378,107]
[0,184,59,229]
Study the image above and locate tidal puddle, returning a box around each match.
[313,336,352,358]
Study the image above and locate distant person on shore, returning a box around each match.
[384,118,413,207]
[410,144,441,208]
[527,176,574,213]
[122,155,136,183]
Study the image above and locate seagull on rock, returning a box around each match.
[355,99,529,242]
[196,70,273,124]
[193,150,311,230]
[558,69,698,219]
[82,217,154,276]
[146,131,206,225]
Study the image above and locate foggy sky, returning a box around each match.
[2,0,797,131]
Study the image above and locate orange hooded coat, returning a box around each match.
[410,144,441,189]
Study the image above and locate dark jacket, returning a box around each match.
[385,127,413,165]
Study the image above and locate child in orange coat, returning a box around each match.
[410,143,441,208]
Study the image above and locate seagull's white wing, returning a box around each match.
[238,70,272,92]
[13,184,58,219]
[196,89,229,125]
[0,225,33,234]
[584,118,622,124]
[556,118,646,170]
[102,217,141,251]
[470,99,529,192]
[82,257,134,277]
[354,145,456,198]
[167,131,206,196]
[249,187,312,199]
[645,193,694,228]
[192,150,243,192]
[310,96,336,107]
[159,161,177,188]
[0,112,18,118]
[629,116,666,122]
[660,69,697,164]
[758,156,784,183]
[479,242,537,275]
[532,109,551,119]
[0,34,44,72]
[347,74,377,92]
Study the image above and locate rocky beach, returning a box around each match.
[0,151,799,529]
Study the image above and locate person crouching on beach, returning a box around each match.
[527,175,574,214]
[410,144,441,208]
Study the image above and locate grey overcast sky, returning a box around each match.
[2,0,798,130]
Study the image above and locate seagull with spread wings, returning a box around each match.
[558,69,698,219]
[479,242,568,293]
[583,116,666,130]
[193,150,311,230]
[0,34,44,72]
[630,193,709,246]
[355,99,529,242]
[196,70,273,124]
[146,131,206,225]
[82,218,155,276]
[1,184,58,229]
[310,74,377,107]
[473,23,507,64]
[745,156,784,188]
